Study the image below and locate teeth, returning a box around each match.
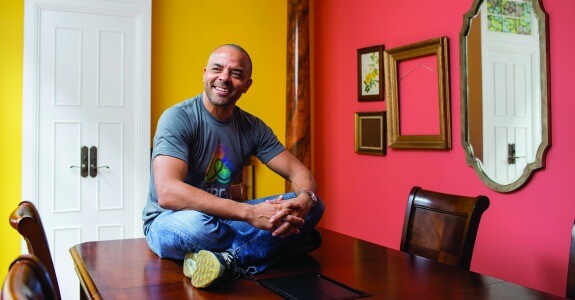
[215,86,229,92]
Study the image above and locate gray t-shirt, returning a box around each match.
[142,94,285,233]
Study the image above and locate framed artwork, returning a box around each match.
[384,36,451,149]
[357,45,384,101]
[355,111,386,155]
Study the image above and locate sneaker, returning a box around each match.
[183,250,238,288]
[286,228,322,256]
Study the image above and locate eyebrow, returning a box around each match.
[211,63,244,72]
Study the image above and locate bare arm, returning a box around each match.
[153,155,293,231]
[266,150,317,197]
[265,150,318,237]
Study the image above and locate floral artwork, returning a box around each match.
[357,45,384,101]
[362,52,380,94]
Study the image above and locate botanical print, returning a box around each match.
[361,52,380,95]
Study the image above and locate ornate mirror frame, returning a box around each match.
[460,0,550,192]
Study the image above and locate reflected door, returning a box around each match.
[480,3,541,184]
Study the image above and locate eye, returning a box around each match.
[211,66,222,72]
[231,70,244,79]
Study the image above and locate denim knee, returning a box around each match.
[146,221,187,259]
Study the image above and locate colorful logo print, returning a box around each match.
[205,144,233,184]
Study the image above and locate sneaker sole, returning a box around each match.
[190,250,224,288]
[183,252,198,279]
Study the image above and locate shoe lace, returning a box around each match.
[221,252,243,280]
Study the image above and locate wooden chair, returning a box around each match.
[230,156,255,201]
[230,183,248,201]
[400,186,490,270]
[9,201,60,299]
[567,220,575,299]
[1,254,58,300]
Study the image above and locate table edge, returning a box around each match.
[70,245,102,300]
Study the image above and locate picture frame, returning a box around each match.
[354,111,386,155]
[357,45,384,101]
[384,37,451,149]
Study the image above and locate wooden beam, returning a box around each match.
[286,0,311,191]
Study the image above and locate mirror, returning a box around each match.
[460,0,550,192]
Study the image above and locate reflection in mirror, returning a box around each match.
[460,0,549,192]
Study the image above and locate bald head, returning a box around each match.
[210,44,252,78]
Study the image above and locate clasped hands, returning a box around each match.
[249,195,309,238]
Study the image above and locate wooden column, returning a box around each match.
[286,0,311,191]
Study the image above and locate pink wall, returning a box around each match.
[313,0,575,297]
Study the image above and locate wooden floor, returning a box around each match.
[71,227,562,299]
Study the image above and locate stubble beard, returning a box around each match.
[205,82,239,107]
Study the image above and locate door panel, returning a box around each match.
[483,48,534,185]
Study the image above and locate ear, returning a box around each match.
[243,79,253,93]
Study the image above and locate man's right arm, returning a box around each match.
[153,155,300,231]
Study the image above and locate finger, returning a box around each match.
[280,224,300,238]
[272,222,300,237]
[284,215,305,228]
[282,200,303,210]
[269,208,292,223]
[266,195,284,204]
[266,195,284,203]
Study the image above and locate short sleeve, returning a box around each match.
[253,120,285,164]
[152,107,194,164]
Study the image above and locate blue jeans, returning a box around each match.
[145,192,324,274]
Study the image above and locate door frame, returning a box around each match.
[21,0,151,244]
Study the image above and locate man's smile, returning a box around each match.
[214,85,231,94]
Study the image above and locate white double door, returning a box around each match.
[22,0,151,299]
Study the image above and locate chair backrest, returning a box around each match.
[1,254,58,300]
[400,186,490,270]
[230,183,247,201]
[9,201,60,299]
[567,220,575,299]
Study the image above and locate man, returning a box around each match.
[142,44,324,289]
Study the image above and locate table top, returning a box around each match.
[70,227,562,299]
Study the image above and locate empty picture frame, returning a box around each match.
[355,111,386,155]
[357,45,384,101]
[384,37,451,149]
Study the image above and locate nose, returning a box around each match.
[218,69,231,82]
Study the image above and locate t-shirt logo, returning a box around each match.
[205,144,233,184]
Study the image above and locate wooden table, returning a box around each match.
[70,228,562,299]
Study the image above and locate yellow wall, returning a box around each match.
[0,0,287,281]
[0,0,24,281]
[152,1,287,198]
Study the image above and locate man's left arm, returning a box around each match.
[265,150,317,237]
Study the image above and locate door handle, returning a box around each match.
[507,143,516,164]
[70,146,89,177]
[507,143,526,165]
[89,146,110,177]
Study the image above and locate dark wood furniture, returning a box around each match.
[230,156,255,201]
[1,254,58,300]
[69,227,560,299]
[9,201,61,299]
[401,186,490,270]
[567,220,575,299]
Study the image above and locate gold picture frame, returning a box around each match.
[384,36,451,149]
[354,111,386,155]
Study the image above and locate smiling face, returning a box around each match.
[202,45,253,111]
